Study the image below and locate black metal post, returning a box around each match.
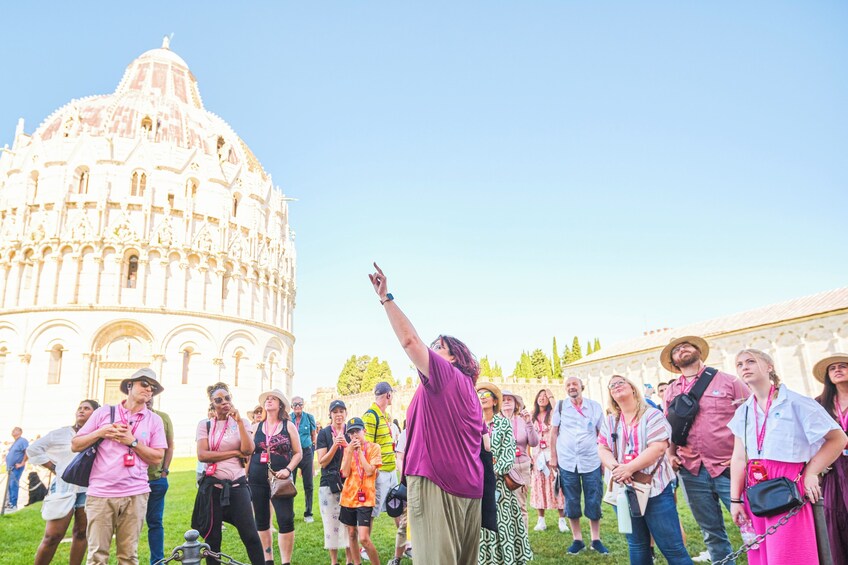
[177,530,206,565]
[813,499,834,565]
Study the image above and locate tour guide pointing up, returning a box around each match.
[369,262,486,565]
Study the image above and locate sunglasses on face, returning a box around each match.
[477,390,493,399]
[136,380,154,389]
[213,395,232,404]
[292,402,303,407]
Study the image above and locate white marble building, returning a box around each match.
[564,287,848,403]
[0,40,296,454]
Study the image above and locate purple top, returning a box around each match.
[404,349,486,499]
[77,402,167,498]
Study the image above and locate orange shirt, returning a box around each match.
[340,443,382,508]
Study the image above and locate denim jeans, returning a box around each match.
[679,465,734,565]
[146,477,169,564]
[293,446,314,517]
[7,465,23,507]
[625,484,693,565]
[558,465,603,520]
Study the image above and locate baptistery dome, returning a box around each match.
[0,39,296,453]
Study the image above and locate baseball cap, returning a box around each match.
[329,400,347,412]
[374,382,394,396]
[346,417,365,433]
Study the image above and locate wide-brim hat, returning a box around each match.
[660,336,710,373]
[120,367,164,396]
[501,390,525,411]
[813,354,848,383]
[476,382,503,408]
[258,389,290,412]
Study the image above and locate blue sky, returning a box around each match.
[2,2,846,399]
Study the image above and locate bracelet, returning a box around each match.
[730,498,743,504]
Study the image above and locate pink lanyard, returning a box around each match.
[834,401,848,432]
[264,421,283,438]
[620,416,640,456]
[511,416,523,457]
[572,401,587,419]
[331,426,347,445]
[119,406,144,438]
[354,441,368,480]
[536,414,548,435]
[210,417,229,451]
[754,386,775,455]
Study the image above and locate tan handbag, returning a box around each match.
[266,432,297,499]
[503,467,525,491]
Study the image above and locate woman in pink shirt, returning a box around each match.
[196,382,264,564]
[529,388,566,532]
[501,391,538,525]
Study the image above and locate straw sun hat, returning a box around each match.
[660,336,710,373]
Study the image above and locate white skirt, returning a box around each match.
[318,485,349,550]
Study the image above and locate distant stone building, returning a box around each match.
[312,288,848,419]
[0,40,297,454]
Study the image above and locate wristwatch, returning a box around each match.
[380,293,394,305]
[129,439,139,448]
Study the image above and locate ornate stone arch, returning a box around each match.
[90,320,155,404]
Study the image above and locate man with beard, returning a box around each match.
[661,336,748,565]
[549,376,608,555]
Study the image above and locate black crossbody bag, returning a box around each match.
[666,367,717,446]
[743,405,805,517]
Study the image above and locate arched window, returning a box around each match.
[181,347,193,384]
[131,171,147,197]
[48,344,63,384]
[77,168,89,194]
[0,347,7,385]
[232,195,240,218]
[30,171,39,201]
[126,255,139,288]
[167,193,175,208]
[187,179,198,199]
[234,350,243,387]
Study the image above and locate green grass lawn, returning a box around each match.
[0,457,747,564]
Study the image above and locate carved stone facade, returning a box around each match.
[0,41,296,454]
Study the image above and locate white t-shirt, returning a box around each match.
[727,385,839,463]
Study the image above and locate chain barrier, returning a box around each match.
[151,530,247,565]
[201,549,249,565]
[714,502,807,565]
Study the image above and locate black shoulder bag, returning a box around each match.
[666,367,717,446]
[743,405,805,517]
[62,405,114,487]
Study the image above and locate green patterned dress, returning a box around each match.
[478,414,534,565]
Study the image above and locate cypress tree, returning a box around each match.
[552,337,562,379]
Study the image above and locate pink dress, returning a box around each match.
[530,413,564,511]
[743,460,818,565]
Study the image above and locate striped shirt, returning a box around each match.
[598,407,674,497]
[363,402,396,472]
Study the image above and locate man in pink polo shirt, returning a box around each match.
[72,368,167,565]
[661,336,749,565]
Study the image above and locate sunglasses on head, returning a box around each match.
[213,395,232,404]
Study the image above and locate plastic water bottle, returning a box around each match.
[617,490,632,534]
[739,521,759,550]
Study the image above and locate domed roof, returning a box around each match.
[33,38,267,177]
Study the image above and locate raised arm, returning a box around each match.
[369,263,430,377]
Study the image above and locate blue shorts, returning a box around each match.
[75,493,87,509]
[559,466,603,520]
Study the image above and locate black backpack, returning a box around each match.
[666,367,717,446]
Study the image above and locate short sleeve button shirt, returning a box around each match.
[551,397,603,473]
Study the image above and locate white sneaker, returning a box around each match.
[361,547,370,562]
[304,515,314,523]
[533,517,547,531]
[691,550,711,562]
[558,517,569,532]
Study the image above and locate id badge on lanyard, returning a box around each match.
[124,450,136,467]
[260,452,269,464]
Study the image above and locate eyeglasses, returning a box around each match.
[136,380,154,389]
[213,395,232,404]
[432,342,444,351]
[477,390,494,399]
[608,381,627,390]
[292,402,303,407]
